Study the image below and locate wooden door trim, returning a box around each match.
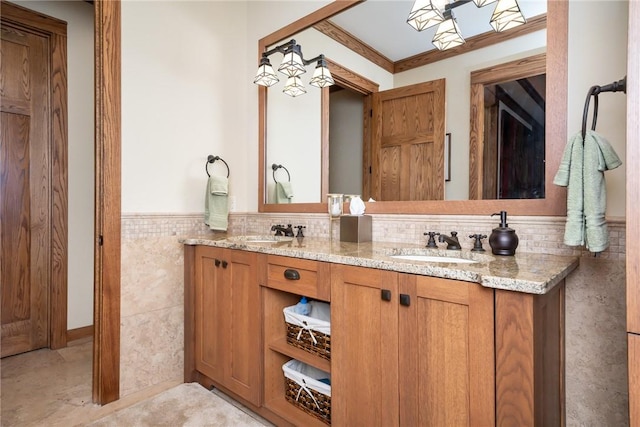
[1,0,68,351]
[93,0,121,405]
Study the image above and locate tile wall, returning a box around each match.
[120,212,628,425]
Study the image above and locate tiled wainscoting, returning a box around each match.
[121,212,628,426]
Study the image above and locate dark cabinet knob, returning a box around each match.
[214,259,221,267]
[399,294,411,307]
[381,289,392,301]
[221,260,228,269]
[284,269,300,280]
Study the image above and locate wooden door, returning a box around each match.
[223,249,260,406]
[331,264,399,427]
[628,0,640,424]
[371,80,446,201]
[194,246,227,384]
[1,20,51,357]
[193,247,261,406]
[398,275,495,426]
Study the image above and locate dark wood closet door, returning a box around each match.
[1,22,51,357]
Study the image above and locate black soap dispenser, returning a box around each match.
[489,211,519,256]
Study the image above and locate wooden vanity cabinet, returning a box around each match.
[331,264,495,426]
[188,246,261,406]
[331,264,565,427]
[261,255,331,427]
[185,246,565,426]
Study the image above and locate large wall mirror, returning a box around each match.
[258,0,567,215]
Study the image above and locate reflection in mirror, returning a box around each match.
[483,74,546,199]
[258,0,568,216]
[264,1,546,204]
[468,52,546,200]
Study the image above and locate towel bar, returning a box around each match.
[272,163,291,183]
[206,155,230,178]
[581,76,627,140]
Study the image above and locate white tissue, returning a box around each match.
[349,196,366,215]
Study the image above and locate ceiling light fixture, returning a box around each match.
[407,0,526,51]
[253,39,334,97]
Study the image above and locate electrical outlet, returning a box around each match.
[229,196,237,212]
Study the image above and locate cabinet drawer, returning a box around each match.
[266,255,330,301]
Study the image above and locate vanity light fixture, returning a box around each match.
[282,76,307,97]
[490,0,527,32]
[253,39,334,97]
[407,0,526,51]
[432,11,465,51]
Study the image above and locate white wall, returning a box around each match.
[567,0,628,218]
[329,89,364,195]
[120,0,628,216]
[121,0,250,213]
[13,1,95,330]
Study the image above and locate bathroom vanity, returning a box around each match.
[183,236,578,427]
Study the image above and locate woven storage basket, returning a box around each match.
[283,301,331,360]
[283,359,331,425]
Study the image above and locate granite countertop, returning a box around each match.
[181,234,580,295]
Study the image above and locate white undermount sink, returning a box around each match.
[390,254,478,264]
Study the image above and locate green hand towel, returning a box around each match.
[554,132,585,246]
[583,131,621,252]
[204,176,228,231]
[553,131,622,253]
[275,182,293,204]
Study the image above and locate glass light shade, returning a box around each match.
[432,18,465,51]
[282,76,306,97]
[473,0,498,6]
[490,0,526,32]
[309,60,334,88]
[278,45,306,77]
[253,58,279,87]
[407,0,444,31]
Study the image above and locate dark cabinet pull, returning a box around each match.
[284,269,300,280]
[214,259,221,267]
[381,289,392,301]
[400,294,411,307]
[221,260,228,269]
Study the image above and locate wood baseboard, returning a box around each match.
[67,325,94,343]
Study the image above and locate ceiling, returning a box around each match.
[329,0,547,62]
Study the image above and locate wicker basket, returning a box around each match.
[283,359,331,425]
[284,301,331,360]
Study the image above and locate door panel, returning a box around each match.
[399,275,495,426]
[372,80,446,201]
[331,264,399,427]
[1,24,51,357]
[194,246,226,384]
[225,249,260,406]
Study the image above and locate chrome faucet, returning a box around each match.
[438,231,461,250]
[271,224,294,237]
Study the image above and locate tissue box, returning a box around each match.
[340,215,372,243]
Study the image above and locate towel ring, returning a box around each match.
[581,89,599,140]
[581,76,627,140]
[206,155,230,178]
[271,163,290,183]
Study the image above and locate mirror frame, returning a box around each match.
[258,0,567,216]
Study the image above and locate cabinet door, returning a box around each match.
[398,275,495,427]
[331,264,400,427]
[223,249,261,406]
[193,247,261,406]
[194,246,227,384]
